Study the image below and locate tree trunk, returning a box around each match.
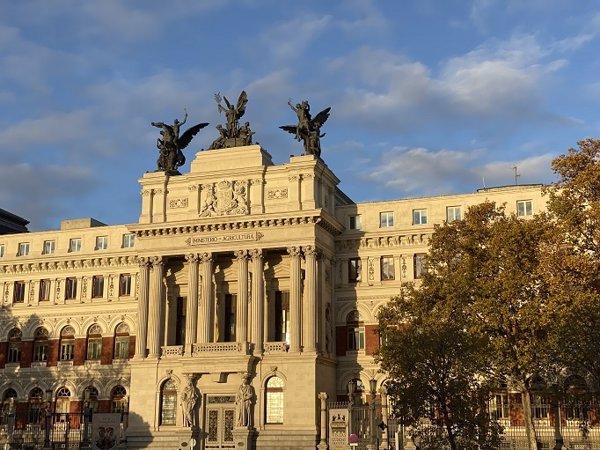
[442,402,458,450]
[521,388,539,450]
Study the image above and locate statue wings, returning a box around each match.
[279,125,298,136]
[177,122,209,150]
[235,90,248,119]
[312,107,331,129]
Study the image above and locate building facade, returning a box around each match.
[0,144,546,449]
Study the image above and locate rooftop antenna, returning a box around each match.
[482,175,486,189]
[513,165,520,185]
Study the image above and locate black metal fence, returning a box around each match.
[0,412,128,450]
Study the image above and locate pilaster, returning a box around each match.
[198,253,214,343]
[185,254,200,355]
[147,256,164,358]
[288,246,302,353]
[303,245,318,353]
[235,250,249,344]
[250,249,264,354]
[135,257,151,359]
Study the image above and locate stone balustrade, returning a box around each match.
[161,345,184,357]
[264,341,289,353]
[192,342,244,354]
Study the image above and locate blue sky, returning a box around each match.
[1,0,600,230]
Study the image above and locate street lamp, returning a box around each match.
[43,389,53,450]
[367,379,377,450]
[82,387,92,449]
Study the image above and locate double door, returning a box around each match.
[204,395,235,449]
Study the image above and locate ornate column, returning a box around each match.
[250,249,264,353]
[135,257,151,358]
[147,256,164,358]
[288,246,302,352]
[185,254,200,355]
[235,250,249,344]
[198,253,213,343]
[318,392,329,450]
[303,245,318,353]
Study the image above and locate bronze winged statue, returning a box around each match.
[209,91,255,149]
[280,100,330,158]
[151,110,208,175]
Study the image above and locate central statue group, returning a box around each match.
[151,91,331,174]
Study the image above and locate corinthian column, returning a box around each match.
[235,250,249,344]
[185,254,200,355]
[147,256,164,358]
[303,245,318,353]
[250,249,264,353]
[198,253,213,343]
[135,257,151,359]
[288,246,302,352]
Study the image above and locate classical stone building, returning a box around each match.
[0,144,545,449]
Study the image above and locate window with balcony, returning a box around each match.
[380,256,395,281]
[379,211,394,228]
[273,291,290,343]
[42,240,55,255]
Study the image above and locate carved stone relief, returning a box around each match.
[200,180,249,217]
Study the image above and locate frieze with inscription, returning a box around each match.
[185,231,264,246]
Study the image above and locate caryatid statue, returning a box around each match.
[151,110,208,175]
[235,372,255,428]
[280,100,331,158]
[180,374,198,428]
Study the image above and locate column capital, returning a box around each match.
[151,256,164,267]
[303,245,319,258]
[138,256,152,268]
[250,249,263,260]
[200,252,213,263]
[234,250,249,260]
[318,392,328,401]
[287,246,302,257]
[185,253,200,264]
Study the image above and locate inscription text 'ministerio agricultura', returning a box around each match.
[184,231,264,246]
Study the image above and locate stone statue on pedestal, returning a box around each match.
[151,110,208,175]
[280,100,331,158]
[180,375,198,428]
[209,91,256,149]
[235,372,254,428]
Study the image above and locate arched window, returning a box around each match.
[33,327,49,362]
[7,328,22,364]
[346,311,364,351]
[114,323,130,359]
[60,326,76,361]
[160,379,177,426]
[265,376,284,424]
[84,386,99,412]
[55,387,71,414]
[28,388,45,424]
[111,386,128,413]
[86,324,103,361]
[1,389,17,422]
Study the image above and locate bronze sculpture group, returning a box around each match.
[150,92,331,174]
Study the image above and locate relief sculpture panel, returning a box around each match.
[200,180,249,217]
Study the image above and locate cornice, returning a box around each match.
[335,231,433,251]
[0,255,139,275]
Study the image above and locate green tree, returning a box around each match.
[378,202,554,450]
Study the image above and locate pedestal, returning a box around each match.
[233,427,255,450]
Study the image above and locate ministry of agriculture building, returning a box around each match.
[0,143,544,449]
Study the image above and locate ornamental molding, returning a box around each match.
[0,256,140,275]
[266,188,288,200]
[335,233,432,251]
[169,198,189,209]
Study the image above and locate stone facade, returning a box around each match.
[0,144,546,449]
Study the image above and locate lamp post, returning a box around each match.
[367,379,377,450]
[43,389,52,450]
[379,385,389,450]
[82,387,92,449]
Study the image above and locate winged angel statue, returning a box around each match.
[151,110,208,175]
[209,91,255,149]
[280,100,331,157]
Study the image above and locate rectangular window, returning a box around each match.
[349,214,361,230]
[87,338,102,360]
[39,279,51,301]
[65,277,77,300]
[379,211,394,228]
[380,256,395,281]
[13,281,25,303]
[413,208,428,225]
[489,394,509,420]
[223,294,236,342]
[92,275,104,298]
[95,236,108,250]
[517,200,533,217]
[175,296,186,346]
[274,291,290,342]
[122,233,135,248]
[7,343,21,363]
[114,336,130,359]
[347,327,365,351]
[0,244,4,257]
[69,238,82,252]
[447,206,462,222]
[119,274,132,296]
[33,341,48,362]
[348,258,362,283]
[17,242,29,256]
[60,339,75,361]
[413,253,427,279]
[42,240,55,255]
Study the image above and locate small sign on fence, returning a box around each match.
[92,413,121,450]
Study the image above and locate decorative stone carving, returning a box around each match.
[235,372,254,428]
[267,188,288,200]
[234,250,248,260]
[287,246,301,257]
[169,198,189,208]
[180,374,198,428]
[200,180,249,217]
